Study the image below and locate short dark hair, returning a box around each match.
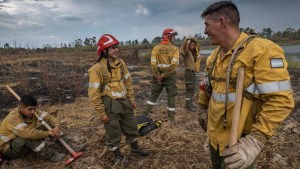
[20,95,38,107]
[201,1,240,27]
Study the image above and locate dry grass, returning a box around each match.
[0,50,299,169]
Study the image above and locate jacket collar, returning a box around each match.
[101,58,122,68]
[223,32,249,56]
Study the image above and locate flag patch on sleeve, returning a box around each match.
[270,58,284,68]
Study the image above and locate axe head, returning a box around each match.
[65,152,83,165]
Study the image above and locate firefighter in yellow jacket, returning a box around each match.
[198,1,294,169]
[141,28,179,122]
[88,34,149,165]
[0,95,65,162]
[180,36,201,111]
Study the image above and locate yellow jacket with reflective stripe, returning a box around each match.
[88,58,135,117]
[0,108,59,153]
[151,42,179,78]
[180,36,201,72]
[198,32,294,155]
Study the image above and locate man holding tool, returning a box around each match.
[0,94,85,163]
[198,1,294,169]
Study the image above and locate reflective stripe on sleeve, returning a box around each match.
[33,141,46,152]
[172,58,179,64]
[151,58,157,63]
[157,64,171,68]
[124,73,131,80]
[0,135,10,143]
[89,83,101,89]
[38,111,48,121]
[15,123,28,130]
[212,92,235,103]
[245,80,292,94]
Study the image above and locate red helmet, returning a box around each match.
[162,28,178,37]
[97,34,119,56]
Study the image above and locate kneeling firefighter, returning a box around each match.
[88,34,149,165]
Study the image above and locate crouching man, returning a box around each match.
[0,95,84,163]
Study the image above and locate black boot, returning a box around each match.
[130,141,149,156]
[112,148,129,166]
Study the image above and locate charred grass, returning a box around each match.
[0,49,299,168]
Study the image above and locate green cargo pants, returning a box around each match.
[102,96,140,150]
[142,72,177,120]
[185,69,196,106]
[4,137,55,160]
[209,144,255,169]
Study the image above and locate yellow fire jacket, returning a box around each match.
[180,36,201,72]
[88,58,135,117]
[198,32,294,155]
[151,42,179,78]
[0,108,59,153]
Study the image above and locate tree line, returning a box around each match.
[1,27,300,50]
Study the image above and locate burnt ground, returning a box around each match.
[0,63,299,169]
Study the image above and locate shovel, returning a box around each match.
[5,85,83,165]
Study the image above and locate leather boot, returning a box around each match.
[167,111,175,122]
[130,141,149,156]
[112,148,129,166]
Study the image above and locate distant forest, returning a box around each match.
[1,27,300,50]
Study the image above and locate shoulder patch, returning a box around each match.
[270,58,284,68]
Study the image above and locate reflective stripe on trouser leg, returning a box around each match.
[4,136,55,160]
[166,80,177,121]
[142,82,164,115]
[166,84,177,111]
[30,140,55,160]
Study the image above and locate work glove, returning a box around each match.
[198,109,208,132]
[223,135,264,169]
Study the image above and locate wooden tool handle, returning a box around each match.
[229,67,245,146]
[5,85,76,154]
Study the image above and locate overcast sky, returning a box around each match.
[0,0,300,48]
